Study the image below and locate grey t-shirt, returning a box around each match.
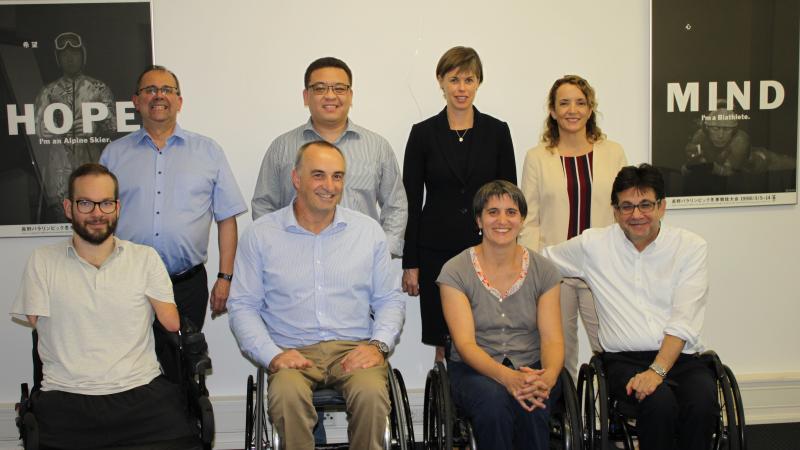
[437,247,561,368]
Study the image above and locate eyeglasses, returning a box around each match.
[307,83,350,96]
[74,199,117,214]
[136,85,179,96]
[614,200,660,215]
[55,32,82,50]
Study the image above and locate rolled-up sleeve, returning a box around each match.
[663,240,708,349]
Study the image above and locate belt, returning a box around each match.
[170,264,204,283]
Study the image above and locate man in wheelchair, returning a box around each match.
[228,141,406,450]
[11,163,202,449]
[543,164,718,450]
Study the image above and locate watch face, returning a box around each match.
[370,340,388,354]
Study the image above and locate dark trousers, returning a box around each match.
[603,351,719,450]
[171,264,209,330]
[155,265,209,387]
[418,247,462,346]
[32,376,201,450]
[448,361,553,450]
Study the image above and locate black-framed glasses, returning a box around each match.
[307,83,350,96]
[74,199,117,214]
[614,200,660,215]
[136,85,179,96]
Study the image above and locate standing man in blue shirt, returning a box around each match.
[101,65,247,329]
[228,141,406,450]
[251,57,407,257]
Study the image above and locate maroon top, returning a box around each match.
[561,152,594,239]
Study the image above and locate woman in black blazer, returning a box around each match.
[402,46,517,361]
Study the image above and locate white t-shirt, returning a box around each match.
[11,237,174,395]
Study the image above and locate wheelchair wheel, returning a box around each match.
[389,368,416,449]
[245,375,254,449]
[558,369,583,450]
[198,396,215,449]
[424,362,453,449]
[23,412,38,450]
[723,365,747,450]
[577,358,608,450]
[714,367,743,450]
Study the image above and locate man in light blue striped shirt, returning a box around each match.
[229,141,405,450]
[251,57,407,256]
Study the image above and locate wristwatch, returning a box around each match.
[648,362,668,378]
[217,272,233,282]
[368,340,389,356]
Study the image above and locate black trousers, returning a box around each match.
[32,376,201,450]
[418,247,462,346]
[171,264,209,330]
[603,351,719,450]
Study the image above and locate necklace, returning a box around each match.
[455,128,469,143]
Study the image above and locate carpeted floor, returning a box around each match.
[745,422,800,450]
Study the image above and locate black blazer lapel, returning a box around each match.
[433,107,467,185]
[464,106,485,183]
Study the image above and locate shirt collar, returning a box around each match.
[135,123,187,148]
[282,202,348,236]
[65,236,125,259]
[301,118,361,143]
[614,222,665,254]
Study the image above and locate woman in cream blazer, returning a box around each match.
[519,75,627,380]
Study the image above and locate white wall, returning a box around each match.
[2,0,799,418]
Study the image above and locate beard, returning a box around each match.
[71,216,117,245]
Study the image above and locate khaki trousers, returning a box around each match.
[267,340,389,450]
[561,278,602,380]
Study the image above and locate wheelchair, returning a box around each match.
[577,351,746,450]
[14,318,215,450]
[244,364,415,450]
[423,360,583,449]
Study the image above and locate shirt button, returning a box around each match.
[501,313,505,318]
[157,191,161,194]
[158,171,162,174]
[155,233,159,236]
[156,211,160,215]
[460,208,467,214]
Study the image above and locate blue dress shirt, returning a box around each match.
[227,204,406,368]
[100,125,247,274]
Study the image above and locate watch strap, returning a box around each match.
[217,272,233,281]
[649,362,668,378]
[368,339,389,356]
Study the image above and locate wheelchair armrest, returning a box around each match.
[153,319,181,348]
[180,326,212,376]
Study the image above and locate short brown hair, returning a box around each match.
[68,163,118,200]
[542,75,603,148]
[294,140,346,170]
[435,46,483,83]
[135,64,181,96]
[473,180,527,220]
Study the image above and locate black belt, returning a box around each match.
[170,264,204,283]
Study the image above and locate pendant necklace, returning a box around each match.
[455,128,469,143]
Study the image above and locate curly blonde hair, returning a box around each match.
[542,75,604,148]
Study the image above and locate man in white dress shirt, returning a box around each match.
[542,163,717,450]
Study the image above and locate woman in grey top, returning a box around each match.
[437,180,564,450]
